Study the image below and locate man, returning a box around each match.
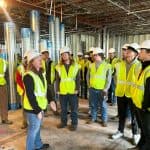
[107,48,120,105]
[87,47,112,127]
[112,43,141,145]
[0,49,12,124]
[55,47,80,131]
[129,40,150,150]
[41,49,57,114]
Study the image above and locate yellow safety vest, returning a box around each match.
[49,62,55,84]
[132,66,150,110]
[115,60,141,97]
[55,63,80,95]
[0,58,7,85]
[23,71,47,110]
[89,61,110,90]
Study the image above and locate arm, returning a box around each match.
[75,70,81,92]
[55,70,60,93]
[23,75,42,114]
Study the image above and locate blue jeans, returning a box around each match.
[89,88,108,122]
[26,112,43,150]
[59,94,78,125]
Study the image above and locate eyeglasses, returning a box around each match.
[93,54,98,56]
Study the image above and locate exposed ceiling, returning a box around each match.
[0,0,150,41]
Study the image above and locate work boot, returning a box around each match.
[2,120,13,125]
[112,131,123,139]
[86,119,97,124]
[35,143,50,150]
[101,121,107,127]
[57,123,67,129]
[132,134,141,145]
[127,146,139,150]
[69,125,77,131]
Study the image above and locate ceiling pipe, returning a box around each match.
[107,0,145,21]
[128,9,150,15]
[49,0,53,15]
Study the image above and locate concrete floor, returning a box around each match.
[0,99,134,150]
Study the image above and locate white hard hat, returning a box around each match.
[89,47,95,52]
[140,40,150,49]
[122,43,129,49]
[108,48,115,53]
[40,49,49,53]
[77,51,83,56]
[84,54,89,58]
[24,50,31,58]
[128,43,140,53]
[27,51,41,63]
[93,47,103,55]
[60,46,70,55]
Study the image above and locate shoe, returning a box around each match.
[35,143,50,150]
[127,146,139,150]
[53,111,59,116]
[132,134,141,145]
[102,122,107,127]
[57,123,67,128]
[2,120,13,125]
[86,119,97,124]
[112,131,123,139]
[69,125,77,131]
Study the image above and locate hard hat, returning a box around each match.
[60,46,70,55]
[24,50,31,58]
[128,43,140,53]
[89,47,95,52]
[77,51,83,56]
[27,51,41,63]
[140,40,150,49]
[40,49,49,54]
[108,48,115,53]
[122,43,129,49]
[93,47,103,55]
[84,54,89,58]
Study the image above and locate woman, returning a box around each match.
[55,47,80,131]
[23,51,49,150]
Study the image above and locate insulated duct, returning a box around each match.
[4,22,16,109]
[21,28,32,57]
[60,23,65,48]
[30,10,40,52]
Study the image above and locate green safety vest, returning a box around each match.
[23,71,47,110]
[0,58,7,85]
[55,63,80,95]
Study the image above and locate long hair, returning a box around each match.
[27,59,44,74]
[59,53,75,65]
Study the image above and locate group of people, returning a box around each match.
[0,40,150,150]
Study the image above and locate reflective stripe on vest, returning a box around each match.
[55,63,79,95]
[132,67,150,109]
[23,71,48,110]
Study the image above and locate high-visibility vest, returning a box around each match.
[55,63,80,95]
[23,71,47,110]
[89,61,110,90]
[48,62,55,84]
[115,60,141,97]
[0,58,7,85]
[16,64,25,96]
[132,66,150,110]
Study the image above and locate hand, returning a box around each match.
[50,101,57,112]
[75,90,78,94]
[102,90,107,96]
[37,112,43,120]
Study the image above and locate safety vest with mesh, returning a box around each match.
[55,63,80,95]
[115,60,141,97]
[0,58,7,85]
[132,66,150,111]
[16,64,25,96]
[23,71,47,110]
[89,61,110,90]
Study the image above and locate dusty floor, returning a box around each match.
[0,99,135,150]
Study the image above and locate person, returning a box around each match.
[112,43,141,145]
[55,47,81,131]
[40,49,57,115]
[23,51,49,150]
[107,48,120,105]
[87,47,112,127]
[129,40,150,150]
[0,49,13,125]
[15,51,29,129]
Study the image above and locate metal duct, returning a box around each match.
[49,16,55,61]
[60,23,65,48]
[4,22,16,109]
[30,10,40,52]
[21,28,32,57]
[55,17,60,62]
